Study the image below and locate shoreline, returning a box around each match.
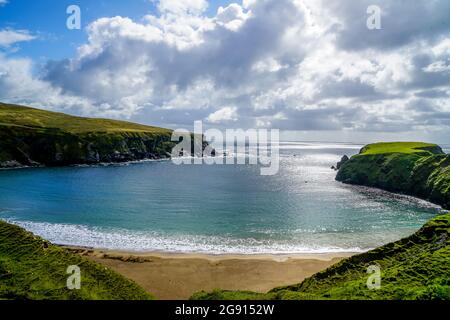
[0,156,172,170]
[65,245,357,262]
[66,246,356,300]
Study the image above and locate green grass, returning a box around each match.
[0,102,171,134]
[359,142,443,156]
[0,220,153,300]
[336,142,450,209]
[0,103,178,166]
[191,213,450,300]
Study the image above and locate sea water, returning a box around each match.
[0,142,447,254]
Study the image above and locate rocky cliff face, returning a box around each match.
[0,125,177,168]
[336,143,450,209]
[0,103,208,168]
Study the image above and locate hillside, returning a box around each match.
[336,142,450,209]
[191,213,450,300]
[0,102,176,168]
[0,220,153,300]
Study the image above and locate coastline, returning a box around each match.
[0,156,172,170]
[66,246,355,299]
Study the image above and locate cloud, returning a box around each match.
[207,106,238,123]
[216,3,250,31]
[415,89,449,99]
[0,53,121,118]
[43,0,305,118]
[0,29,36,47]
[157,0,208,16]
[0,0,450,136]
[0,0,8,6]
[318,0,450,51]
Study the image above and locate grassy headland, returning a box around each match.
[191,213,450,300]
[336,142,450,209]
[0,220,153,300]
[0,102,177,168]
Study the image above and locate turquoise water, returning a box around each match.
[0,142,446,254]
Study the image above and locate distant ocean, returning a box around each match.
[0,142,446,254]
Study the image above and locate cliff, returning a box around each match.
[336,142,450,209]
[191,213,450,300]
[0,102,178,168]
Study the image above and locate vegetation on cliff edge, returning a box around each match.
[0,102,176,167]
[191,213,450,300]
[358,142,443,156]
[0,220,153,300]
[336,142,449,209]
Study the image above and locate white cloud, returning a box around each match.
[0,54,124,118]
[1,0,450,136]
[207,106,238,123]
[216,3,251,31]
[157,0,208,16]
[431,39,450,56]
[0,0,8,6]
[0,29,36,47]
[423,61,450,73]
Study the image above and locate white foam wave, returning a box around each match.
[279,142,363,150]
[4,219,365,255]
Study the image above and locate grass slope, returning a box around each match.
[336,142,450,209]
[191,213,450,300]
[358,142,443,156]
[0,221,153,300]
[0,103,177,166]
[0,102,171,134]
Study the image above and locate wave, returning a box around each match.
[278,142,363,150]
[72,157,171,168]
[4,219,366,255]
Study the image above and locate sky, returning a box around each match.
[0,0,450,143]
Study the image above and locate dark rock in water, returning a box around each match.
[0,160,23,168]
[333,155,349,171]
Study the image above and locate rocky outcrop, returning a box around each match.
[336,143,450,209]
[0,125,178,168]
[331,155,349,171]
[0,102,215,168]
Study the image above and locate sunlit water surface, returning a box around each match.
[0,142,447,254]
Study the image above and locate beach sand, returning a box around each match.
[68,247,354,299]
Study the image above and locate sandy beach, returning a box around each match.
[67,247,354,299]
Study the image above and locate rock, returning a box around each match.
[336,155,349,170]
[54,152,63,161]
[0,160,24,168]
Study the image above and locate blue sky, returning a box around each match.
[0,0,233,60]
[1,0,450,143]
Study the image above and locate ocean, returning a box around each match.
[0,142,446,254]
